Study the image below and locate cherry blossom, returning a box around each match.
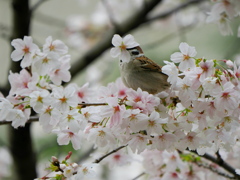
[51,85,79,111]
[43,36,68,55]
[6,35,240,180]
[8,69,32,96]
[75,163,98,179]
[11,36,39,68]
[33,52,60,75]
[49,55,71,85]
[110,34,139,62]
[170,42,197,71]
[54,129,84,150]
[29,90,51,112]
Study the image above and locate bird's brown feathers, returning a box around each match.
[135,56,164,73]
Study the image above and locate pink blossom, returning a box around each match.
[162,61,179,85]
[102,97,126,127]
[126,88,160,114]
[54,129,84,150]
[110,34,139,63]
[34,52,60,76]
[75,163,98,179]
[128,134,148,153]
[183,67,202,90]
[81,106,102,123]
[49,55,71,85]
[87,127,116,149]
[59,109,86,132]
[170,42,197,71]
[43,36,68,55]
[124,109,149,132]
[102,150,132,168]
[52,85,78,111]
[0,98,13,121]
[181,132,201,150]
[29,90,51,112]
[146,111,167,135]
[72,82,94,103]
[39,106,61,132]
[153,133,177,151]
[214,82,239,112]
[199,60,215,82]
[8,69,32,96]
[11,36,39,68]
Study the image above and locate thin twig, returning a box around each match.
[146,0,207,23]
[0,116,39,125]
[79,103,108,106]
[142,23,197,50]
[189,150,240,179]
[132,172,146,180]
[70,0,206,80]
[94,145,128,163]
[0,103,108,126]
[31,0,49,12]
[101,0,118,28]
[193,160,237,179]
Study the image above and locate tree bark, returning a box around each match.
[8,0,37,180]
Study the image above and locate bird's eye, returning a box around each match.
[131,50,139,55]
[120,60,122,63]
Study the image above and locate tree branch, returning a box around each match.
[101,0,118,28]
[8,1,37,180]
[146,0,207,23]
[94,145,127,163]
[193,159,237,179]
[190,150,240,179]
[30,0,49,12]
[70,0,206,80]
[70,0,163,80]
[132,172,146,180]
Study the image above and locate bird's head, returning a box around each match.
[126,46,144,59]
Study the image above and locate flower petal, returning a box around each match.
[112,34,122,46]
[123,34,139,48]
[110,47,121,58]
[11,50,24,61]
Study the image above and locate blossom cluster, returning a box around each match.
[1,34,240,179]
[35,152,97,180]
[206,0,240,36]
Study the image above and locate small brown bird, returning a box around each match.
[119,46,170,94]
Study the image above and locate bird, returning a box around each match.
[119,46,170,94]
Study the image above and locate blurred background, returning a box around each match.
[0,0,240,179]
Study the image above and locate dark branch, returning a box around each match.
[132,172,146,180]
[0,116,39,125]
[94,145,127,163]
[146,0,207,23]
[70,0,163,80]
[70,0,206,80]
[31,0,49,12]
[193,159,237,179]
[190,150,240,179]
[101,0,118,28]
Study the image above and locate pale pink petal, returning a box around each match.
[123,34,139,48]
[110,47,121,58]
[120,50,130,62]
[179,42,189,55]
[11,50,24,61]
[112,34,122,46]
[57,133,70,145]
[188,46,197,57]
[11,39,24,49]
[170,52,183,63]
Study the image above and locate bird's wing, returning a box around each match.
[134,56,163,73]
